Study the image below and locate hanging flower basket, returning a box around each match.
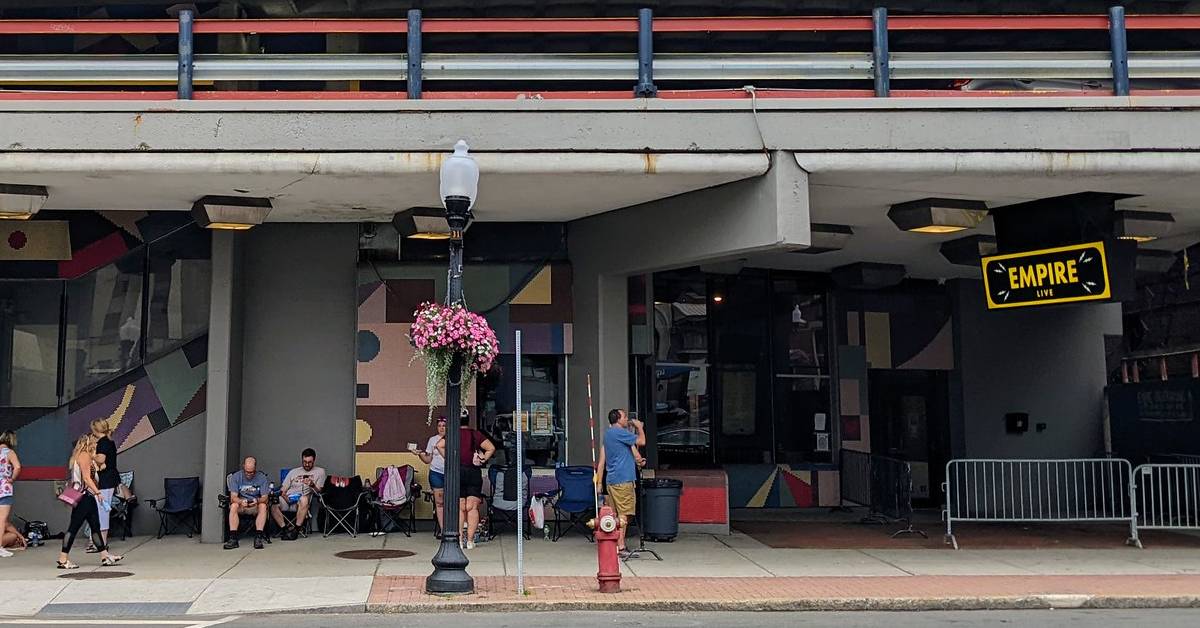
[409,302,500,423]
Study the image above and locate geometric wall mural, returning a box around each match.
[727,464,818,508]
[355,262,574,513]
[10,335,207,480]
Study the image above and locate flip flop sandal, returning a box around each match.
[100,555,123,566]
[57,560,79,570]
[85,546,101,553]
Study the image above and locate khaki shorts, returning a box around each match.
[607,482,636,518]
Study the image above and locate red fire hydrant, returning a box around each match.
[588,505,623,593]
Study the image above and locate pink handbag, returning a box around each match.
[57,483,85,508]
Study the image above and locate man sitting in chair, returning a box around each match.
[224,456,271,550]
[271,448,325,539]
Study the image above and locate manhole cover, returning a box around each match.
[335,549,415,560]
[58,571,133,580]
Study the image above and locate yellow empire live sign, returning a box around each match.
[981,241,1112,309]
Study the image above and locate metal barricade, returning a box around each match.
[839,449,872,509]
[871,455,927,538]
[1133,464,1200,537]
[943,458,1140,549]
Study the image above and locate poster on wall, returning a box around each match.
[721,370,757,436]
[530,402,554,435]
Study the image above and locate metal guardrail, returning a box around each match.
[943,458,1140,550]
[838,449,926,538]
[1134,464,1200,531]
[4,11,1200,99]
[839,448,872,509]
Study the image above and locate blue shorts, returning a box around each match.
[0,495,11,506]
[286,494,302,505]
[429,471,445,489]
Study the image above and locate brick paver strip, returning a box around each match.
[369,575,1200,613]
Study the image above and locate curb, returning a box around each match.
[366,595,1200,614]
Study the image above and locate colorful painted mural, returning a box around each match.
[355,262,573,515]
[7,335,207,480]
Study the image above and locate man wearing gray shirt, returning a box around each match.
[271,448,326,538]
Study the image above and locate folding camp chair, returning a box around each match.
[145,476,201,539]
[217,473,275,544]
[548,466,595,542]
[369,466,419,537]
[487,464,532,540]
[273,468,314,538]
[319,475,367,537]
[110,470,137,541]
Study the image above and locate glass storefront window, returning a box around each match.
[477,354,567,467]
[147,225,212,358]
[772,279,832,464]
[653,270,712,464]
[0,282,62,407]
[63,256,144,399]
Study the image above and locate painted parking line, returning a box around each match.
[0,616,238,627]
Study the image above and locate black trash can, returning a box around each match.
[640,478,683,542]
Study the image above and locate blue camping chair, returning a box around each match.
[548,466,596,542]
[274,468,314,538]
[145,476,202,539]
[486,464,532,540]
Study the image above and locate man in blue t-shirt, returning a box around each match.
[596,408,646,555]
[224,456,271,550]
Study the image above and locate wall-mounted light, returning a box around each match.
[939,234,998,266]
[791,304,806,325]
[1115,210,1174,243]
[712,294,724,303]
[0,183,49,220]
[791,223,854,254]
[393,207,453,240]
[888,198,988,234]
[191,195,272,230]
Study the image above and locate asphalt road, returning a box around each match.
[7,610,1200,628]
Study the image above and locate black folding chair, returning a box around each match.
[319,475,367,537]
[487,464,531,540]
[369,466,419,537]
[110,470,137,541]
[145,476,201,539]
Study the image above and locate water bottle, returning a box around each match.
[269,482,275,495]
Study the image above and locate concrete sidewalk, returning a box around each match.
[3,529,1200,616]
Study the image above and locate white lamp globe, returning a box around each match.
[440,140,479,210]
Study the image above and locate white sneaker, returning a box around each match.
[0,548,13,558]
[465,541,475,550]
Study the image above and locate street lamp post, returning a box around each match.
[426,140,480,595]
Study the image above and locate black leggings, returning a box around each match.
[62,495,105,554]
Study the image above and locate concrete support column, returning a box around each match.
[201,231,243,543]
[566,151,809,464]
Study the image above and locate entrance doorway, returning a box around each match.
[868,369,951,508]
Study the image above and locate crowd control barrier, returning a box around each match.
[839,449,926,538]
[1133,464,1200,535]
[943,458,1140,549]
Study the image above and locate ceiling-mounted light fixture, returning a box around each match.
[1115,210,1174,243]
[939,234,998,266]
[191,195,272,230]
[791,304,806,326]
[888,198,988,234]
[393,207,454,240]
[0,183,49,220]
[792,223,854,254]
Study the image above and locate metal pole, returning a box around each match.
[587,373,600,514]
[634,8,658,97]
[407,9,423,99]
[426,217,473,594]
[177,9,194,100]
[515,330,524,595]
[871,7,890,98]
[1109,5,1130,97]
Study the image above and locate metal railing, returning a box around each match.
[943,458,1140,549]
[838,449,926,538]
[839,448,872,509]
[4,9,1200,100]
[1134,464,1200,531]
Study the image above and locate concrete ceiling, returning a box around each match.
[2,151,767,223]
[744,156,1200,280]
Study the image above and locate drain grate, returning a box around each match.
[58,571,133,580]
[335,549,415,560]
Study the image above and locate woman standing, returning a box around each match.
[57,434,122,569]
[438,412,495,550]
[415,417,447,536]
[0,430,20,559]
[89,419,120,551]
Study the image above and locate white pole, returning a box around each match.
[515,330,524,595]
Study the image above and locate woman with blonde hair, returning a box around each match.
[88,418,120,551]
[57,434,122,569]
[0,430,20,559]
